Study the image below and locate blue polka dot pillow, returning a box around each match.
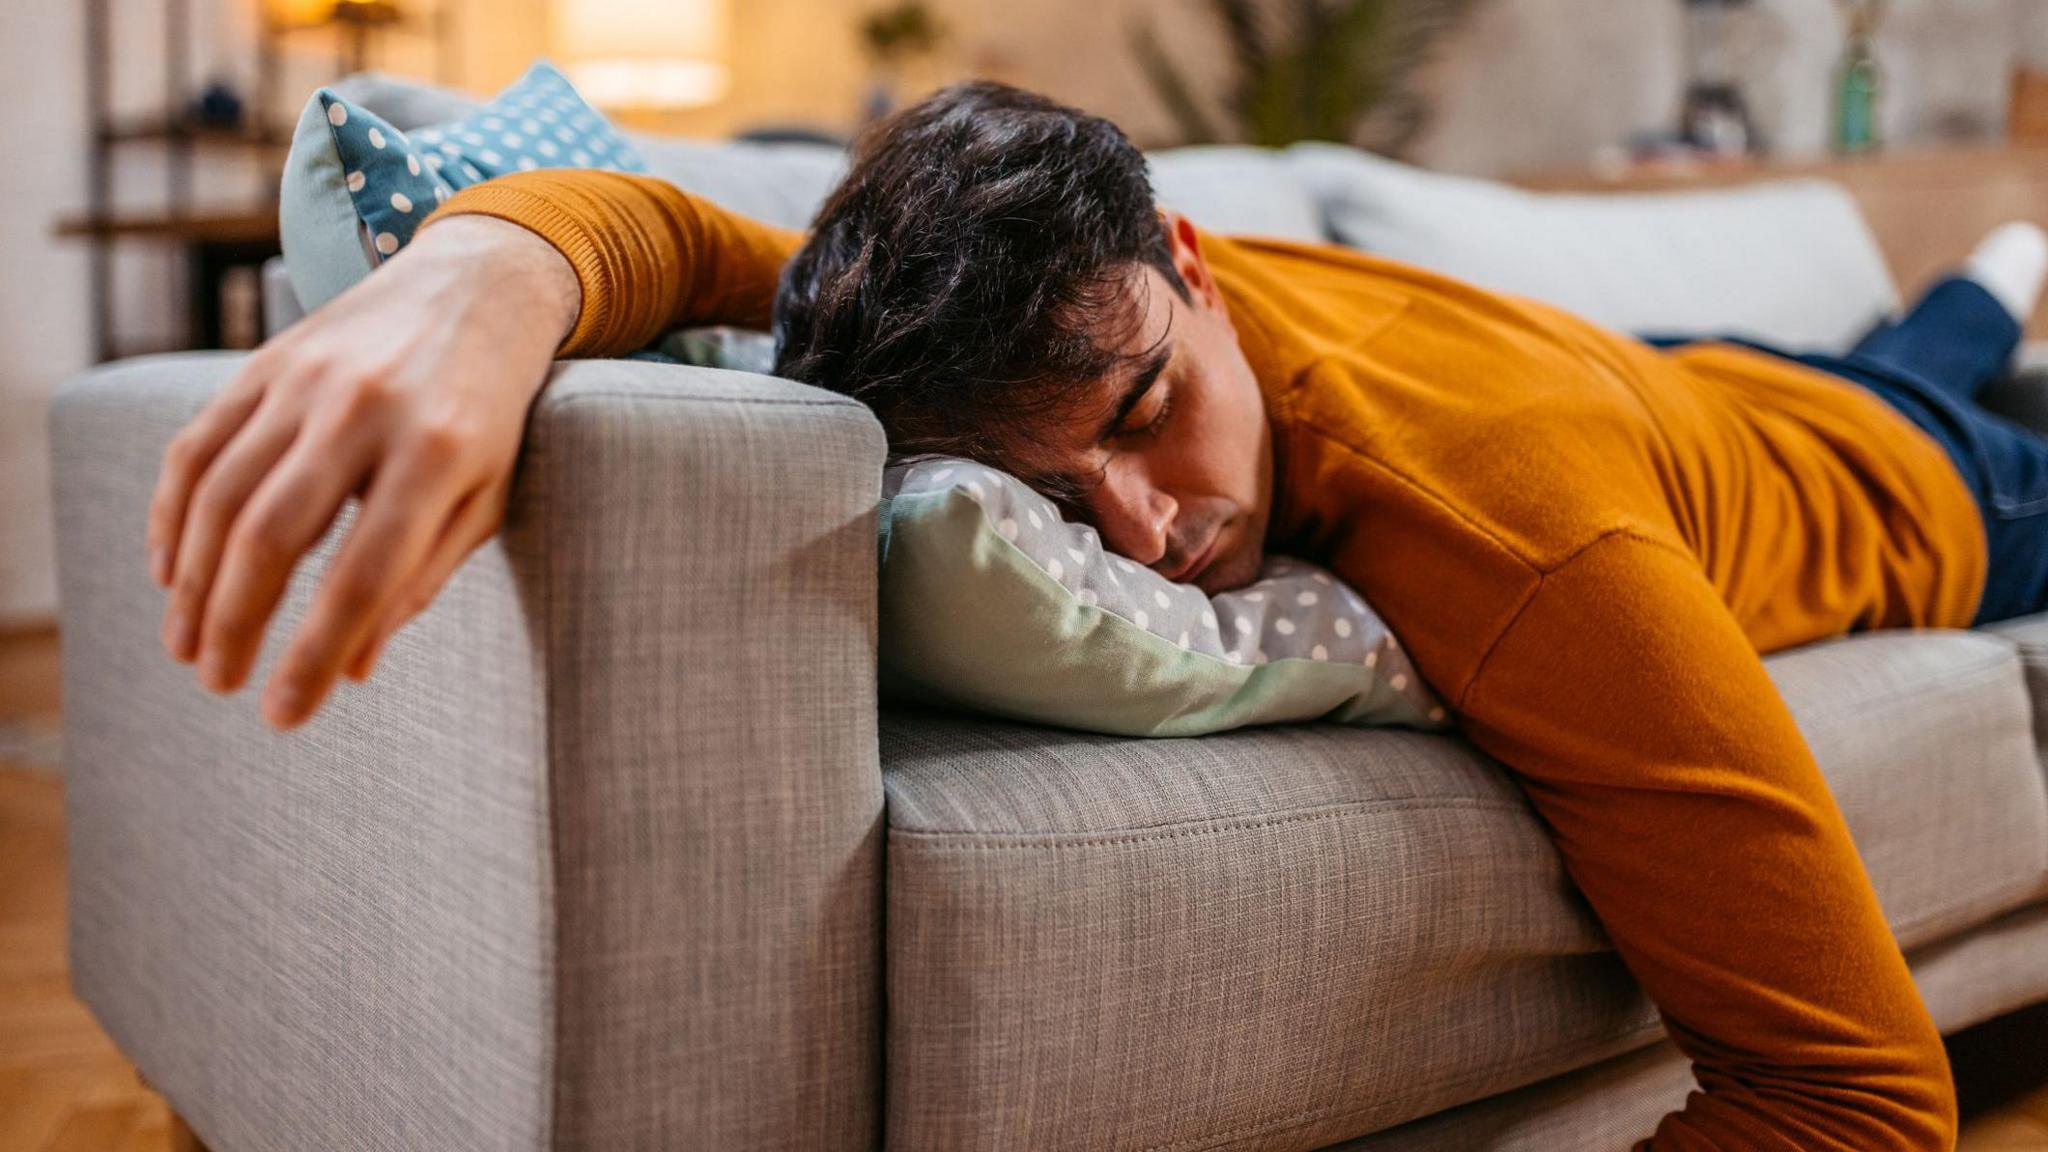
[279,60,646,314]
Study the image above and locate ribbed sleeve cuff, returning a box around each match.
[422,181,619,357]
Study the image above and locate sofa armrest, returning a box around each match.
[50,353,887,1150]
[1976,341,2048,434]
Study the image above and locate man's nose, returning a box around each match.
[1094,470,1176,568]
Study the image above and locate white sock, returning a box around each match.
[1965,221,2048,322]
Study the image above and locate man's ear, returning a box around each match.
[1162,209,1229,317]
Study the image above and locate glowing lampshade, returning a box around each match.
[265,0,398,29]
[264,0,336,27]
[551,0,730,110]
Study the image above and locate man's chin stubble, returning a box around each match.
[1197,536,1264,595]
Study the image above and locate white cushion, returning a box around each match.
[1287,142,1902,351]
[1147,146,1327,243]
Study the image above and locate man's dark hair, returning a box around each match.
[772,81,1189,475]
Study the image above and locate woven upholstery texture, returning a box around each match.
[881,628,2046,1150]
[55,352,553,1152]
[52,353,891,1151]
[1339,897,2048,1152]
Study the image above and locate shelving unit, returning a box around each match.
[66,0,455,362]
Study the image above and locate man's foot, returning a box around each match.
[1965,221,2048,322]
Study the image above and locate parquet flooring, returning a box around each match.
[0,761,185,1151]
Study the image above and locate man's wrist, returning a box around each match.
[413,213,582,354]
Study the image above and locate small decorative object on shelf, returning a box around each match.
[1679,0,1765,158]
[186,78,244,130]
[1833,0,1885,155]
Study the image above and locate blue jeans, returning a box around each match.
[1646,278,2039,626]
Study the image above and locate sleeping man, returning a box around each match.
[146,81,2047,1148]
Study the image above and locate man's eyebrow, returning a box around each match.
[1094,316,1175,444]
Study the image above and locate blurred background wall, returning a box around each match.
[4,0,2046,626]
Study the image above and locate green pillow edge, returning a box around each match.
[879,487,1442,737]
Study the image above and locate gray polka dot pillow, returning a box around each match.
[880,458,1449,737]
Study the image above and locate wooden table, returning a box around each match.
[1517,146,2048,340]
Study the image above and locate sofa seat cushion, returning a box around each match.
[1981,610,2048,768]
[880,629,2045,1151]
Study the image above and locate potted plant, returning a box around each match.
[1132,0,1478,152]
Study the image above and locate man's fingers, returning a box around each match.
[161,400,301,664]
[342,478,508,683]
[147,363,269,587]
[260,442,468,728]
[192,429,380,695]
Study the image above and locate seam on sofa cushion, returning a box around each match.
[1789,650,2039,944]
[1118,1010,1669,1152]
[887,794,1536,848]
[553,390,866,411]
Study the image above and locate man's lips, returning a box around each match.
[1164,529,1220,586]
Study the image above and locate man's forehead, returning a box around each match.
[945,264,1179,498]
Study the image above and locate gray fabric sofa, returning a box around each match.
[51,75,2048,1151]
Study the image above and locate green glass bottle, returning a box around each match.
[1833,5,1882,154]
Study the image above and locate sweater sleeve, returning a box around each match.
[418,169,806,358]
[1457,530,1953,1150]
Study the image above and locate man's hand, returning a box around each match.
[146,214,580,730]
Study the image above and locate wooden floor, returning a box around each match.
[3,625,2048,1149]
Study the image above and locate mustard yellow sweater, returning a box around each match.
[423,170,1978,1149]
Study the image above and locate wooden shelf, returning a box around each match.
[75,0,452,362]
[98,116,292,150]
[53,208,278,245]
[1515,143,2048,193]
[103,338,221,361]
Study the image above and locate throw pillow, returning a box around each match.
[279,59,647,315]
[655,326,779,375]
[880,458,1449,737]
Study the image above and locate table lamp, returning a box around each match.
[263,0,408,75]
[552,0,730,111]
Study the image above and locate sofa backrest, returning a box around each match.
[1147,146,1328,242]
[309,72,1901,354]
[626,135,847,231]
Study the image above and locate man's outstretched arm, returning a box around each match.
[1455,530,1956,1150]
[149,171,801,728]
[419,169,806,357]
